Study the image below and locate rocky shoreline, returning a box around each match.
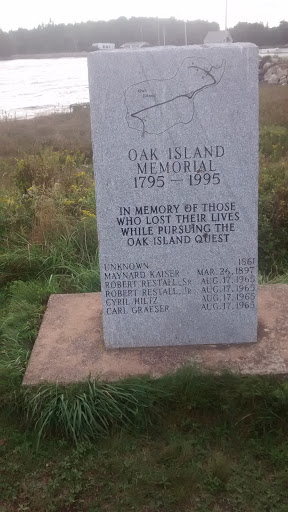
[259,56,288,85]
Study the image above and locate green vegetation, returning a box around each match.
[258,87,288,276]
[0,84,288,511]
[1,372,288,511]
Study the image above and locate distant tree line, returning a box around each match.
[0,17,288,58]
[231,21,288,47]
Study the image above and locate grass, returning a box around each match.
[1,373,288,511]
[0,84,288,510]
[16,372,288,444]
[259,84,288,128]
[0,108,92,158]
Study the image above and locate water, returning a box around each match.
[259,48,288,57]
[0,57,89,118]
[1,49,288,119]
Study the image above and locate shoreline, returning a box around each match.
[1,48,288,62]
[0,102,90,121]
[1,51,89,61]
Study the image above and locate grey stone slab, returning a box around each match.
[88,43,259,348]
[22,285,288,385]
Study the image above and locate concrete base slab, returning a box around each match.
[23,285,288,385]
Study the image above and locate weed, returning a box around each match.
[260,125,288,159]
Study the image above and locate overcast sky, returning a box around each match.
[1,0,287,31]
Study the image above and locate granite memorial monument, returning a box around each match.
[88,43,259,348]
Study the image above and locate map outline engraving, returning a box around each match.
[124,57,226,136]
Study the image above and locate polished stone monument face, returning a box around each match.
[88,43,259,348]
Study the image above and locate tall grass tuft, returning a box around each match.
[15,369,288,445]
[21,378,169,445]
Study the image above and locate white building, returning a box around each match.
[204,31,233,44]
[92,43,115,50]
[120,42,150,49]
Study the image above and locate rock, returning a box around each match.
[264,65,278,79]
[260,59,288,84]
[259,56,272,69]
[267,74,279,84]
[276,67,288,79]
